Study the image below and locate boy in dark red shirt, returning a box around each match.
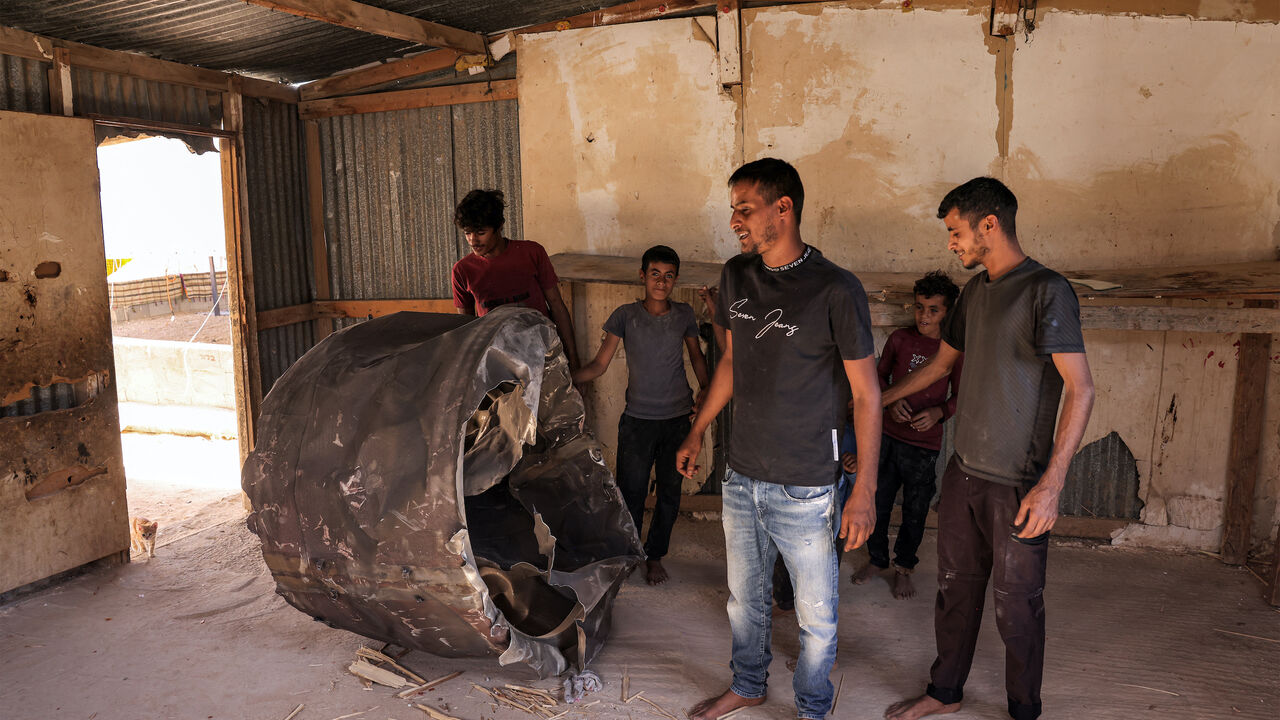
[852,270,962,599]
[451,189,579,369]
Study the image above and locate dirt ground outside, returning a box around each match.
[1,515,1277,720]
[112,310,233,345]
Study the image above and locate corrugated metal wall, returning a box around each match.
[0,53,50,113]
[316,99,522,325]
[242,98,316,394]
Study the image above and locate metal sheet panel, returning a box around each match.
[0,1,635,83]
[319,108,459,300]
[242,98,316,392]
[451,98,522,248]
[0,53,50,113]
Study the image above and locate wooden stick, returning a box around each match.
[621,665,629,702]
[356,646,427,683]
[716,707,746,720]
[283,704,304,720]
[1214,628,1280,644]
[636,695,678,720]
[625,691,643,704]
[506,685,557,705]
[399,672,465,699]
[414,704,463,720]
[830,672,845,712]
[331,710,373,720]
[1115,683,1181,697]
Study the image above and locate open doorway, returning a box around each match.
[97,134,246,558]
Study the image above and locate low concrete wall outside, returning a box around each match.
[113,337,234,409]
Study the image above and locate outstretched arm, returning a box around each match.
[839,355,882,551]
[572,333,621,385]
[882,341,962,407]
[685,335,710,391]
[1014,352,1095,538]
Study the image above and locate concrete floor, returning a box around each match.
[1,508,1277,720]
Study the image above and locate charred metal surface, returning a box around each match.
[243,307,643,676]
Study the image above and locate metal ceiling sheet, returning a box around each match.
[0,1,626,83]
[0,53,49,113]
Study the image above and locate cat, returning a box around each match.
[130,517,158,558]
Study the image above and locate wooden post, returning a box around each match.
[304,120,335,340]
[1269,531,1280,606]
[220,80,262,461]
[49,47,73,116]
[716,1,742,87]
[991,0,1019,37]
[1221,299,1274,565]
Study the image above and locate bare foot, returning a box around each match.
[851,562,882,585]
[646,559,669,585]
[892,571,916,600]
[688,689,765,720]
[884,695,960,720]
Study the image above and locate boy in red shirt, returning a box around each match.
[852,270,962,599]
[451,189,579,369]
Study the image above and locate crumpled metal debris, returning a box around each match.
[242,306,644,676]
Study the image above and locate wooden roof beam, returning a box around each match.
[299,0,717,101]
[241,0,486,54]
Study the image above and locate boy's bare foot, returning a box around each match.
[851,562,881,585]
[688,689,765,720]
[646,559,669,585]
[891,571,916,599]
[884,695,960,720]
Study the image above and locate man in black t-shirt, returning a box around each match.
[675,159,882,720]
[880,178,1095,720]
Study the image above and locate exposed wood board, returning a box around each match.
[298,79,516,118]
[1066,262,1280,299]
[50,47,72,116]
[256,302,322,331]
[316,298,457,319]
[1078,306,1280,334]
[87,114,237,139]
[1221,300,1274,565]
[717,1,741,86]
[240,0,486,54]
[304,120,334,340]
[991,0,1020,36]
[0,23,297,103]
[298,0,717,101]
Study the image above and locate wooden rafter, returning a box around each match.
[241,0,486,54]
[299,0,718,101]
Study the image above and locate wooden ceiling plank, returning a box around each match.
[298,78,516,119]
[241,0,486,53]
[0,24,297,103]
[298,0,718,101]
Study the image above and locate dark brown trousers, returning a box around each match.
[926,457,1047,720]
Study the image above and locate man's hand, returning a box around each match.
[888,398,914,424]
[841,452,857,475]
[1014,478,1062,538]
[675,433,703,479]
[838,491,875,551]
[909,406,944,433]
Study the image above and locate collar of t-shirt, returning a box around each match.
[761,244,812,273]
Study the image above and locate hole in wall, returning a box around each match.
[0,372,107,419]
[34,262,61,279]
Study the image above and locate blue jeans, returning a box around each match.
[722,467,840,720]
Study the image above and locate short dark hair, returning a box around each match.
[937,177,1017,238]
[729,158,805,224]
[641,245,681,274]
[913,270,960,309]
[455,189,505,232]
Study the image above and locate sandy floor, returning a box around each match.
[113,310,232,345]
[1,507,1278,720]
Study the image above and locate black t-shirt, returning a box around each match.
[714,247,875,486]
[942,257,1085,488]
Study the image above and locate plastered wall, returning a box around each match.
[519,4,1280,552]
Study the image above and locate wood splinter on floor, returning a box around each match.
[348,658,410,688]
[397,671,465,699]
[635,694,678,720]
[716,706,746,720]
[1115,683,1180,697]
[357,645,427,683]
[415,703,463,720]
[282,704,304,720]
[830,672,845,712]
[621,664,629,702]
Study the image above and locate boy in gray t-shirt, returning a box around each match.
[573,245,710,585]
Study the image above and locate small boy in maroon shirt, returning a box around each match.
[852,270,962,599]
[451,189,579,369]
